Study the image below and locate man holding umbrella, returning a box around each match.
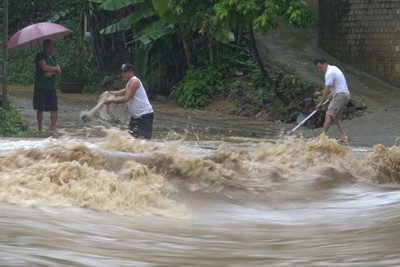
[34,39,61,132]
[8,22,72,131]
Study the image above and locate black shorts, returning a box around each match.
[128,113,154,139]
[33,87,58,112]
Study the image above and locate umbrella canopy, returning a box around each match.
[8,22,72,52]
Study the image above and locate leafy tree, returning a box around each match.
[211,0,315,104]
[6,0,316,112]
[93,0,314,102]
[8,0,64,32]
[93,0,236,95]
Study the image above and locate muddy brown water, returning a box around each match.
[3,22,400,266]
[1,85,400,267]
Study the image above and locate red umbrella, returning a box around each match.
[8,22,72,52]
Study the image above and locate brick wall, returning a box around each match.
[318,0,400,87]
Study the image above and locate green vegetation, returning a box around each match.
[2,0,319,136]
[172,65,225,109]
[6,0,316,99]
[0,106,28,136]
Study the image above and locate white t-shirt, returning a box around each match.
[325,65,350,95]
[126,76,153,118]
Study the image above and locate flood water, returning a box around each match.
[1,121,400,267]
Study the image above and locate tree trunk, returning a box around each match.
[86,4,105,71]
[207,37,214,64]
[2,0,9,109]
[182,36,191,68]
[248,23,290,105]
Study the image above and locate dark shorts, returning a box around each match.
[128,113,154,139]
[33,87,58,112]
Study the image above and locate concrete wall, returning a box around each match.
[318,0,400,88]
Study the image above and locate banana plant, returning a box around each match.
[97,0,234,70]
[93,0,177,92]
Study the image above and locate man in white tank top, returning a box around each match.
[104,63,154,139]
[315,59,350,143]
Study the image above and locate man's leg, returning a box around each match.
[50,110,57,130]
[322,114,333,135]
[128,117,139,138]
[333,117,348,142]
[136,113,154,139]
[37,111,43,132]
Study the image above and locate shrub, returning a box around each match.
[171,66,225,109]
[0,107,29,136]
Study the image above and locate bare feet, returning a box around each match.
[337,136,348,144]
[47,126,57,132]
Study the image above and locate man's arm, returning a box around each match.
[317,85,331,108]
[38,60,61,75]
[104,79,140,105]
[108,88,126,97]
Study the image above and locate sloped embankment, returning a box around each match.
[255,23,400,147]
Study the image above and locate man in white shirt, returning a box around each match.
[104,63,154,139]
[315,59,350,143]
